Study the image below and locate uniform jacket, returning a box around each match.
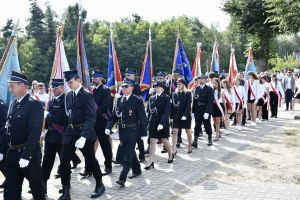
[192,85,214,115]
[92,84,111,122]
[106,94,147,142]
[147,93,170,130]
[0,94,43,160]
[170,91,192,121]
[45,94,66,143]
[64,87,97,143]
[283,76,295,91]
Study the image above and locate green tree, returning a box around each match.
[1,19,14,38]
[223,0,279,71]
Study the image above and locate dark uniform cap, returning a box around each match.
[64,70,79,82]
[157,71,166,78]
[121,78,135,87]
[153,81,167,91]
[91,70,106,79]
[8,71,29,85]
[177,78,186,85]
[124,68,136,76]
[51,79,64,88]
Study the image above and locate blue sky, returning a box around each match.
[0,0,230,31]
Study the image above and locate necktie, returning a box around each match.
[72,92,76,101]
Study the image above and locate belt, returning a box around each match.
[9,143,26,151]
[68,123,83,129]
[120,123,136,129]
[197,102,207,106]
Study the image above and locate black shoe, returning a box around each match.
[192,138,198,148]
[79,171,92,178]
[168,158,173,163]
[58,185,71,200]
[59,185,71,193]
[91,183,105,198]
[176,143,180,148]
[207,140,213,146]
[157,139,162,144]
[71,159,81,169]
[116,180,125,187]
[112,160,122,165]
[161,146,167,153]
[139,158,145,163]
[128,172,141,179]
[144,162,154,170]
[103,168,112,176]
[232,123,237,126]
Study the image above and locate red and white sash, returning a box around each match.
[233,86,243,111]
[270,82,281,107]
[248,80,256,99]
[214,93,224,117]
[223,92,233,112]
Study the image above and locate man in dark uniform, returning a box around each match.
[91,70,112,174]
[0,99,8,189]
[0,71,46,200]
[59,70,105,200]
[192,74,214,147]
[115,68,145,164]
[105,78,148,187]
[41,79,66,194]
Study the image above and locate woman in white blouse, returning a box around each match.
[221,79,235,134]
[246,72,263,126]
[212,78,225,141]
[232,78,247,131]
[269,74,285,118]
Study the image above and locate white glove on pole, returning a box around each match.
[19,159,29,168]
[181,116,187,120]
[75,137,86,149]
[0,153,3,161]
[141,136,148,141]
[105,129,110,135]
[203,113,209,120]
[157,124,163,131]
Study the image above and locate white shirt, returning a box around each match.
[233,85,247,106]
[123,94,131,101]
[214,90,223,103]
[270,81,285,98]
[222,89,235,104]
[73,85,83,96]
[36,92,49,103]
[54,93,64,100]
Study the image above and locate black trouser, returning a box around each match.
[270,91,278,117]
[116,139,145,162]
[4,149,45,200]
[0,146,7,177]
[285,89,293,110]
[42,142,61,180]
[194,114,212,140]
[262,102,269,120]
[60,140,102,186]
[242,108,246,125]
[95,119,112,170]
[119,140,141,181]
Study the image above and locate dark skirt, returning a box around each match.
[235,103,243,111]
[149,128,170,139]
[248,99,255,103]
[173,118,192,129]
[212,103,225,117]
[257,98,264,106]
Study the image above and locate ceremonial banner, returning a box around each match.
[188,43,202,89]
[244,46,256,80]
[228,46,238,86]
[210,42,220,74]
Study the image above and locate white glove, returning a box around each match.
[181,116,187,120]
[141,136,148,141]
[0,153,3,161]
[105,129,110,135]
[115,93,121,98]
[19,158,29,168]
[44,111,49,118]
[157,124,163,131]
[75,137,86,149]
[41,130,47,138]
[203,113,209,120]
[254,99,258,105]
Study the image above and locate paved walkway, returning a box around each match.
[1,106,300,200]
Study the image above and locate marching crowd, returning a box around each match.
[0,68,299,200]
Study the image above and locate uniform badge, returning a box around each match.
[129,109,132,116]
[194,94,199,99]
